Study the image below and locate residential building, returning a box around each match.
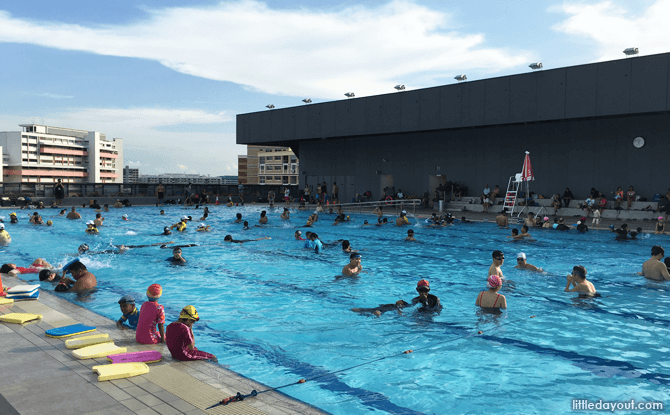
[0,124,123,184]
[219,175,238,185]
[137,173,224,185]
[123,166,139,183]
[238,145,298,186]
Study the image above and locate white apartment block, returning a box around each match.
[138,173,224,185]
[0,124,123,184]
[124,166,139,183]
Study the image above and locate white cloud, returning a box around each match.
[0,1,531,99]
[177,164,187,170]
[552,0,670,61]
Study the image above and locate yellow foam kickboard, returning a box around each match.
[65,333,111,349]
[72,343,127,359]
[92,362,150,381]
[0,297,14,305]
[0,313,42,324]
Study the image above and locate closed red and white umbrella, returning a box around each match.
[521,151,534,181]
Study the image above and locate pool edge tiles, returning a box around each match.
[0,274,329,415]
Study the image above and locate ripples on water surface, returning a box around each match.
[3,206,670,414]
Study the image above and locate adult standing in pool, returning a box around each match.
[259,210,268,224]
[641,246,670,281]
[476,275,507,310]
[488,250,505,280]
[342,253,362,276]
[514,252,542,271]
[495,211,508,228]
[66,206,81,220]
[396,210,410,226]
[564,266,596,293]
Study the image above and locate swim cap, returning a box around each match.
[9,212,16,216]
[0,224,4,230]
[118,295,135,305]
[181,215,189,220]
[543,216,549,221]
[517,252,526,260]
[147,283,162,300]
[179,305,200,321]
[122,214,128,218]
[79,243,89,252]
[199,223,206,227]
[577,221,582,225]
[46,220,53,226]
[659,217,664,221]
[487,275,502,289]
[416,279,430,292]
[86,220,94,225]
[580,217,586,221]
[164,226,170,231]
[609,224,615,229]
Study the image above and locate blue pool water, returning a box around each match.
[2,206,670,414]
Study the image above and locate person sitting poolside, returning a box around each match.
[395,210,410,226]
[166,305,217,362]
[564,265,596,294]
[488,250,504,280]
[167,247,187,264]
[224,235,270,244]
[116,295,140,330]
[655,217,667,235]
[514,252,542,272]
[405,229,417,241]
[476,275,507,311]
[641,245,670,281]
[342,253,362,276]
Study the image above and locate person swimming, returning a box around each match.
[224,235,270,244]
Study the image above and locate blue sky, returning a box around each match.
[0,0,667,176]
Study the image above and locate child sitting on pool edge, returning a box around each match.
[116,294,140,330]
[166,305,218,363]
[136,284,165,344]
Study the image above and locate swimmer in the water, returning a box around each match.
[160,210,165,215]
[641,245,670,281]
[495,211,509,228]
[167,247,187,264]
[170,216,188,232]
[58,209,66,216]
[196,223,211,232]
[362,220,370,226]
[375,217,388,226]
[234,213,243,223]
[564,265,596,294]
[332,214,350,225]
[514,252,542,271]
[518,225,532,239]
[199,207,209,221]
[342,253,362,276]
[476,275,507,310]
[341,240,357,253]
[488,250,504,280]
[405,229,417,241]
[308,212,318,223]
[309,233,323,253]
[161,226,172,235]
[461,216,470,223]
[259,210,268,224]
[395,210,410,226]
[295,230,305,240]
[122,214,131,221]
[303,232,314,249]
[351,279,441,317]
[281,208,290,220]
[85,221,99,234]
[224,235,270,244]
[243,221,250,230]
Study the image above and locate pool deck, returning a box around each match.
[0,274,327,415]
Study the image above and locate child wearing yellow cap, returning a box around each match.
[165,305,217,362]
[136,284,165,344]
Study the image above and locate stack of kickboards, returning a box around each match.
[5,284,40,300]
[46,324,162,381]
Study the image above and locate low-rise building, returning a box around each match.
[137,173,223,184]
[123,166,139,183]
[0,124,123,184]
[238,145,298,186]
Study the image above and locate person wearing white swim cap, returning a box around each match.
[514,252,542,272]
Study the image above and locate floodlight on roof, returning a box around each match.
[623,47,639,56]
[344,92,355,98]
[266,104,275,109]
[394,84,406,91]
[529,62,543,70]
[302,99,312,104]
[454,74,467,82]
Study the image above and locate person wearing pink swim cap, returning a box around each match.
[476,275,507,310]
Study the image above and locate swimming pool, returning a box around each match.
[3,206,670,414]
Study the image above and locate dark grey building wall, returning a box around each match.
[299,113,670,203]
[237,53,670,145]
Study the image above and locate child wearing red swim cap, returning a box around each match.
[136,284,165,344]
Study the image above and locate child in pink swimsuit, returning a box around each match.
[136,283,165,344]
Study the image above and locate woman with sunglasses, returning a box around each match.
[166,305,218,362]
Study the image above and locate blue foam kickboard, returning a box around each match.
[45,323,96,338]
[6,290,39,300]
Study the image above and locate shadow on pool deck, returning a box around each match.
[0,274,328,415]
